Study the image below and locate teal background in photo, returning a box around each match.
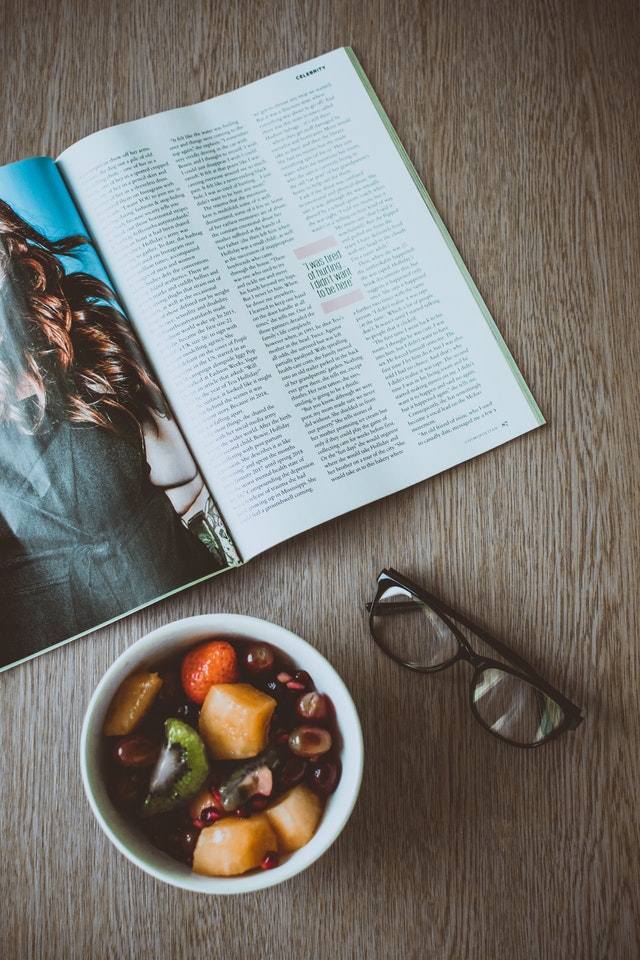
[0,157,111,283]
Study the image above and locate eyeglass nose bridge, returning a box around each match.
[435,610,487,673]
[441,621,530,688]
[456,644,489,674]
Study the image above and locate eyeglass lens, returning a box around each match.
[371,583,459,667]
[472,668,566,744]
[372,581,567,745]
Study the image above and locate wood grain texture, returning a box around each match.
[1,0,639,957]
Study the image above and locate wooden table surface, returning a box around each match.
[2,1,639,957]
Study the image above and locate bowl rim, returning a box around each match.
[81,613,363,893]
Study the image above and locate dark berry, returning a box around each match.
[278,755,307,791]
[176,701,201,726]
[179,827,200,862]
[306,759,341,796]
[294,670,314,690]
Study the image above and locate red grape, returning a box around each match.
[288,725,332,758]
[242,643,276,678]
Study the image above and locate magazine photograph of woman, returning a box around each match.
[0,184,237,670]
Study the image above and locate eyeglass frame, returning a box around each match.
[367,568,584,747]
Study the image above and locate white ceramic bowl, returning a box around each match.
[81,614,363,893]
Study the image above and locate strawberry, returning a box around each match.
[181,640,240,704]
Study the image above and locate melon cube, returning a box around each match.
[192,813,278,877]
[198,682,276,759]
[265,784,323,853]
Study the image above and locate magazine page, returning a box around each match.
[57,48,544,561]
[0,158,238,671]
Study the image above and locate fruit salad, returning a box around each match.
[101,636,342,877]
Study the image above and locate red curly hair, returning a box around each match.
[0,198,164,434]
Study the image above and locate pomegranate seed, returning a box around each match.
[261,850,280,870]
[191,818,206,829]
[201,807,222,823]
[249,794,270,811]
[286,680,306,691]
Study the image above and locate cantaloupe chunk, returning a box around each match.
[198,683,276,759]
[265,784,323,853]
[102,671,163,736]
[192,813,278,877]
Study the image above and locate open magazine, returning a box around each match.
[0,47,544,671]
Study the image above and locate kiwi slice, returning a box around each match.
[141,718,209,817]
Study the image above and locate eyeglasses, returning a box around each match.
[367,568,583,747]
